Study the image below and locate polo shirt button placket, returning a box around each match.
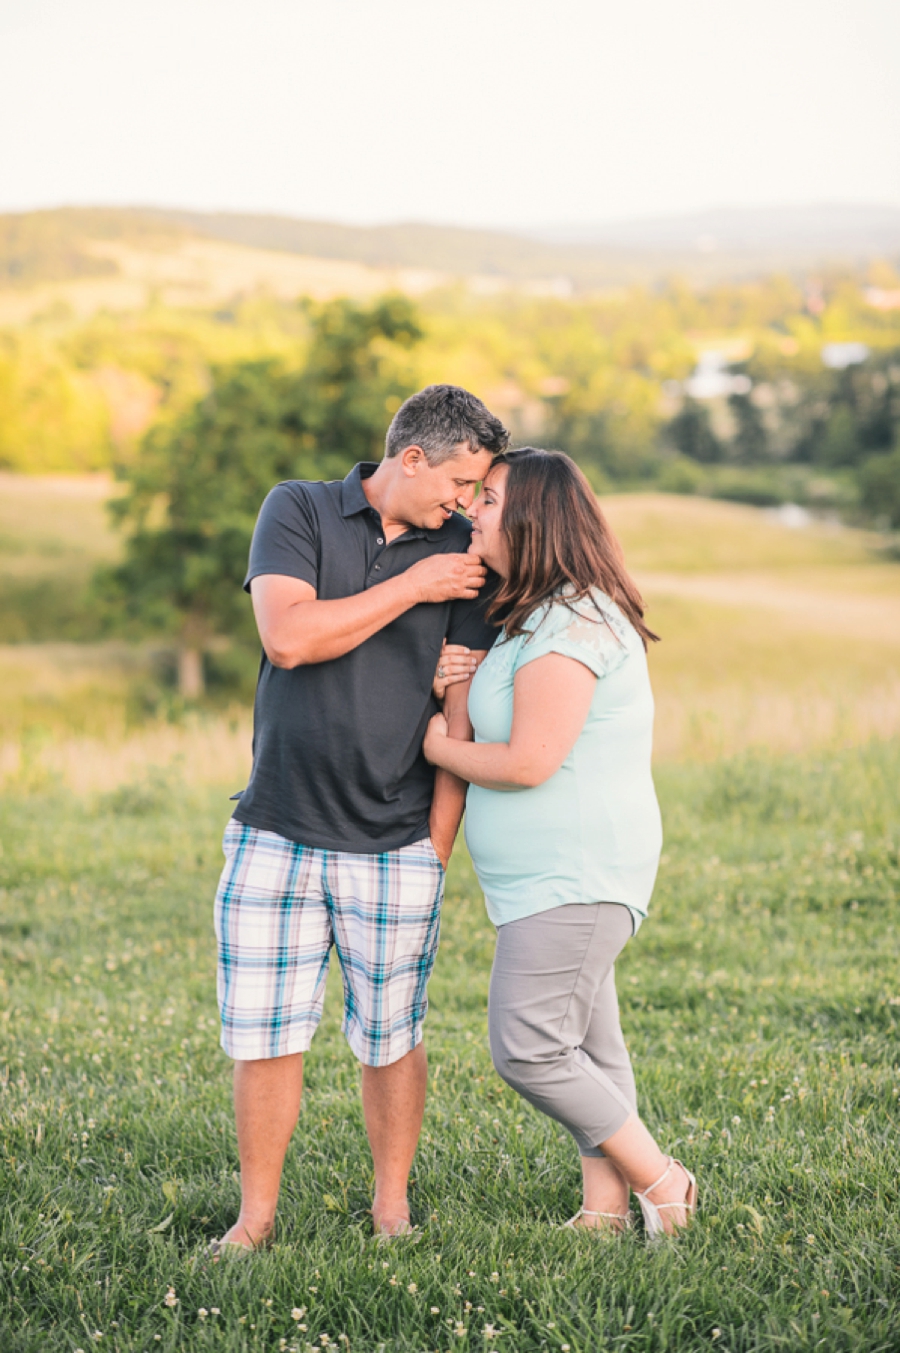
[371,526,385,578]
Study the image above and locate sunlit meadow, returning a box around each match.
[1,478,898,1351]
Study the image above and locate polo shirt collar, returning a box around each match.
[340,462,444,540]
[340,463,378,518]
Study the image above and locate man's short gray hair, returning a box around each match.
[385,385,509,465]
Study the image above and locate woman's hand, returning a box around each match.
[433,640,479,702]
[423,711,449,765]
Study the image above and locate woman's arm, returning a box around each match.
[423,652,596,790]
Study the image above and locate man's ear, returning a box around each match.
[398,444,426,477]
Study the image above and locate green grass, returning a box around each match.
[0,474,117,644]
[2,742,898,1352]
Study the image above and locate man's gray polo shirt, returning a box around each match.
[233,462,499,854]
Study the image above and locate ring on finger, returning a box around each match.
[437,666,445,678]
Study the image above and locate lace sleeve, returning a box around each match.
[516,596,632,679]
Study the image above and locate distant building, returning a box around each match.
[821,342,869,369]
[684,351,752,399]
[864,288,900,311]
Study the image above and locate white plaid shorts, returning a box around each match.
[214,819,446,1066]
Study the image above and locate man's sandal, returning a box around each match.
[373,1217,422,1243]
[563,1207,633,1233]
[206,1232,265,1262]
[634,1157,698,1241]
[206,1237,256,1261]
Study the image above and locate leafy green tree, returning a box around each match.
[99,296,422,695]
[859,444,900,529]
[818,404,862,468]
[728,392,769,462]
[667,398,723,464]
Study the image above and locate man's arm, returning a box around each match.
[250,554,487,668]
[427,659,485,868]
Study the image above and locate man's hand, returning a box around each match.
[404,552,487,605]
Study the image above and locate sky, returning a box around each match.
[1,0,899,231]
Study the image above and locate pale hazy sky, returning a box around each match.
[1,0,898,230]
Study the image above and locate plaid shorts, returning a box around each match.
[214,819,446,1066]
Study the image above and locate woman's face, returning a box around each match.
[470,464,509,576]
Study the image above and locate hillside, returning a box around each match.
[1,203,898,323]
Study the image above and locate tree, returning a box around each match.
[727,392,769,463]
[818,404,862,468]
[99,296,422,695]
[859,445,900,530]
[667,398,723,464]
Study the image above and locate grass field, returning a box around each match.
[1,475,899,1349]
[1,480,898,784]
[1,741,898,1352]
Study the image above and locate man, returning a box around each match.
[211,384,508,1250]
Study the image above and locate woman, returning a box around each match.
[424,448,696,1237]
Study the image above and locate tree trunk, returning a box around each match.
[178,646,204,699]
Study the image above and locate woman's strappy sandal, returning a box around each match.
[563,1207,633,1234]
[634,1157,697,1241]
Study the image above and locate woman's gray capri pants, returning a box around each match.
[488,901,635,1157]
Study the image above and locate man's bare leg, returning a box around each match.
[361,1043,427,1235]
[218,1052,304,1248]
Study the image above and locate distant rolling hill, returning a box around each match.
[537,202,900,259]
[0,203,898,322]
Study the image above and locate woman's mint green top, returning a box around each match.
[464,588,662,930]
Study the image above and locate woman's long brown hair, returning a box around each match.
[486,448,660,649]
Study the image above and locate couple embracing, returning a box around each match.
[210,385,696,1257]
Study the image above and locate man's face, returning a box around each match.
[399,443,495,531]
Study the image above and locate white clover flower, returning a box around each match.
[164,1288,178,1308]
[430,1307,440,1315]
[407,1282,417,1293]
[483,1324,498,1337]
[198,1308,208,1319]
[732,1116,741,1125]
[292,1308,307,1322]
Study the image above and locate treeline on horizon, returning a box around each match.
[1,267,900,531]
